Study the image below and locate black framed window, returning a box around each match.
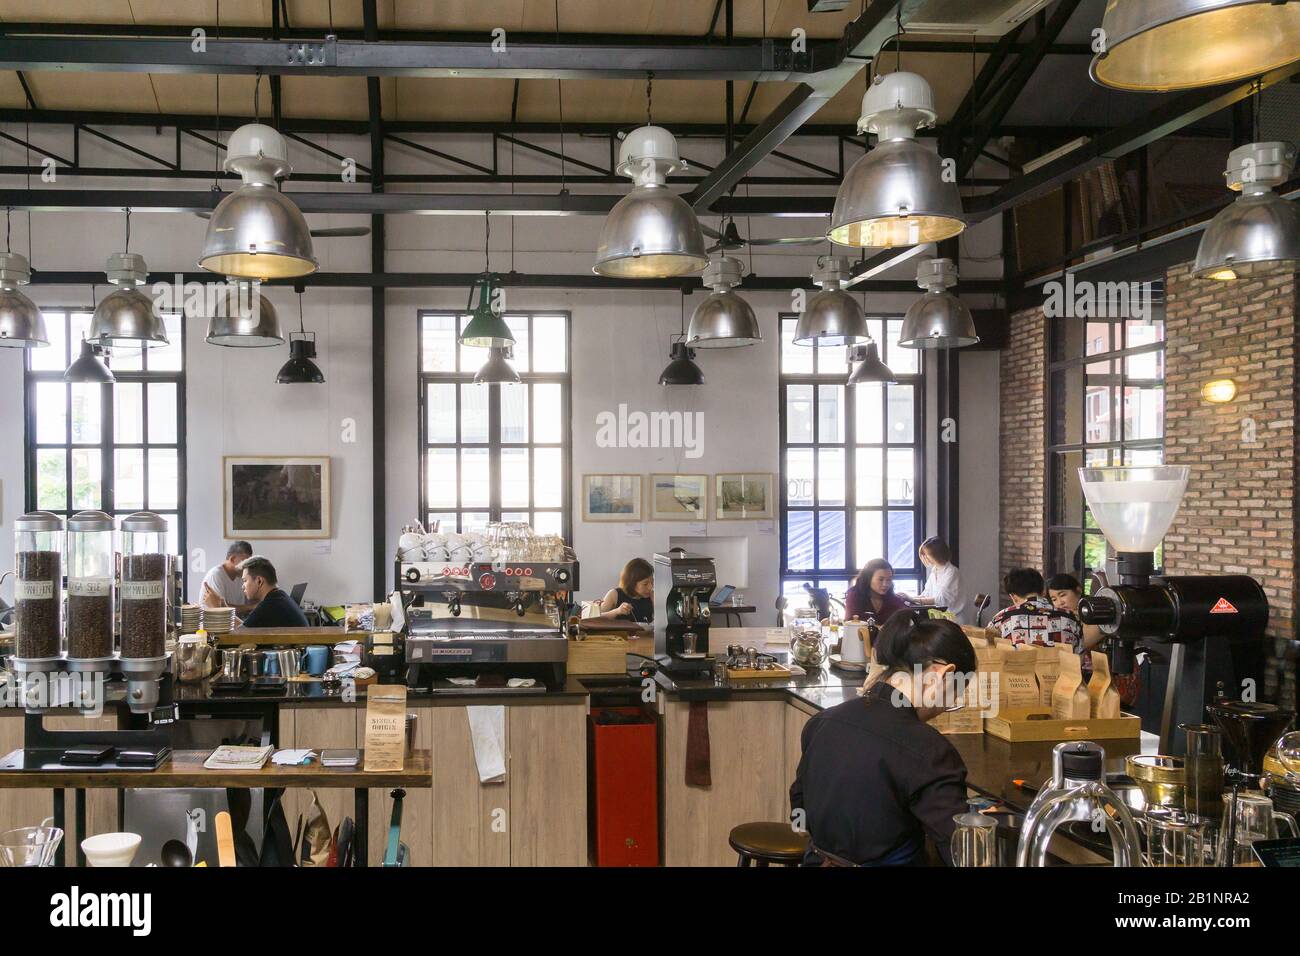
[1045,286,1166,585]
[778,314,925,610]
[24,309,187,558]
[418,311,571,538]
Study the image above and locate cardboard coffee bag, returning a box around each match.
[1034,643,1061,708]
[1088,650,1121,719]
[1051,646,1090,720]
[998,646,1041,715]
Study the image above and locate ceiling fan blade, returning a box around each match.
[700,223,723,240]
[310,227,372,238]
[746,236,826,246]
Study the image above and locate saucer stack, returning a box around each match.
[179,604,203,636]
[202,607,236,637]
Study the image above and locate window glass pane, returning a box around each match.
[71,448,101,510]
[533,315,567,372]
[114,382,143,444]
[35,382,67,444]
[1123,446,1163,467]
[886,319,919,375]
[460,448,490,507]
[1084,360,1114,442]
[533,384,562,443]
[886,448,915,506]
[1124,348,1163,381]
[111,342,144,372]
[781,319,813,374]
[855,447,883,506]
[504,316,530,373]
[461,512,490,533]
[785,384,814,444]
[460,384,489,443]
[427,512,457,533]
[458,314,487,373]
[426,384,456,443]
[534,448,562,507]
[426,449,457,507]
[786,511,814,571]
[115,448,145,511]
[29,310,67,371]
[534,511,562,536]
[69,383,101,444]
[501,511,529,524]
[855,510,883,565]
[1085,321,1111,356]
[36,449,67,510]
[147,448,179,510]
[149,313,183,371]
[818,385,844,443]
[855,384,882,444]
[816,340,848,375]
[785,448,814,506]
[147,383,177,444]
[1125,316,1164,349]
[1122,384,1163,441]
[500,383,528,443]
[70,313,92,353]
[422,315,457,372]
[500,448,530,507]
[818,511,845,569]
[817,447,844,506]
[887,511,914,569]
[886,384,914,443]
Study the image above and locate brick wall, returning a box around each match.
[1163,263,1299,705]
[998,305,1046,599]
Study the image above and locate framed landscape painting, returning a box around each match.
[714,473,774,520]
[650,474,707,521]
[224,456,331,539]
[582,474,642,522]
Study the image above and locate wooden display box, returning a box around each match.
[568,637,630,676]
[984,707,1141,743]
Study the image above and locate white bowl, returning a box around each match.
[81,832,142,868]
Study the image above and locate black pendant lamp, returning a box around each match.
[64,338,115,384]
[659,290,705,385]
[276,282,324,384]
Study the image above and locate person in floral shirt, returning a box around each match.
[990,568,1086,671]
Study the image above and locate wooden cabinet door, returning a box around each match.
[428,705,510,867]
[507,702,587,867]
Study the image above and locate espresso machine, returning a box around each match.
[1075,466,1269,754]
[653,550,716,676]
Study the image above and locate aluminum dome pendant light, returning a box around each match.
[1193,141,1300,281]
[686,255,761,348]
[793,256,870,346]
[205,278,284,347]
[899,258,979,349]
[1090,0,1300,92]
[659,291,705,385]
[276,282,324,384]
[90,210,169,350]
[64,338,115,384]
[460,214,515,349]
[846,341,896,386]
[473,346,521,385]
[595,76,708,278]
[0,211,48,348]
[198,120,317,280]
[829,72,965,248]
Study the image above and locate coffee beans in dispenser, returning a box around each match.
[118,512,172,712]
[66,511,116,669]
[13,512,64,662]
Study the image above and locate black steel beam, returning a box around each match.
[939,22,1026,161]
[365,0,388,603]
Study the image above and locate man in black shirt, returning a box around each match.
[238,556,309,628]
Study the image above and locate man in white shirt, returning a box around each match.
[905,536,971,625]
[201,541,256,615]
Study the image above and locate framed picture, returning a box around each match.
[582,474,643,522]
[650,473,708,521]
[224,456,331,539]
[714,473,774,520]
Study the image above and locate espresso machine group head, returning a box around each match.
[653,550,716,675]
[1074,466,1269,753]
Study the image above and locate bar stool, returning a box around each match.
[728,822,809,867]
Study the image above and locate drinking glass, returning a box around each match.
[0,819,64,867]
[1216,792,1299,866]
[951,812,998,867]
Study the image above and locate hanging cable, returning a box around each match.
[124,208,132,253]
[214,0,222,189]
[253,71,262,124]
[555,0,568,193]
[5,207,10,254]
[646,73,654,127]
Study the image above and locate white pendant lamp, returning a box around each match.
[199,123,317,280]
[899,258,979,349]
[846,341,896,386]
[793,257,870,347]
[90,223,169,350]
[1091,0,1300,92]
[1193,142,1300,281]
[594,125,708,278]
[829,72,965,248]
[686,256,761,348]
[0,251,47,349]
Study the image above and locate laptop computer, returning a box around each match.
[289,583,308,607]
[709,585,735,607]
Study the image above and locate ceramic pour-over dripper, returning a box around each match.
[1078,465,1190,554]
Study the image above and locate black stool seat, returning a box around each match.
[728,822,810,867]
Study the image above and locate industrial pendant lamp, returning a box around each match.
[686,255,761,348]
[1193,142,1300,281]
[1091,0,1300,92]
[0,217,48,348]
[793,257,870,346]
[460,214,515,349]
[276,282,324,384]
[198,120,317,280]
[64,339,115,384]
[660,291,705,385]
[846,341,896,386]
[473,346,521,385]
[595,77,707,278]
[829,72,965,248]
[899,258,979,349]
[90,210,169,350]
[205,278,284,347]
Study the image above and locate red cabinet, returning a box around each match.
[588,706,658,867]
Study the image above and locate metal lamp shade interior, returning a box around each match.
[199,184,318,279]
[828,138,965,248]
[64,339,115,383]
[473,347,521,385]
[1091,0,1300,92]
[793,288,870,346]
[847,342,896,386]
[90,287,169,349]
[594,185,709,278]
[276,334,325,384]
[658,342,705,385]
[899,291,979,349]
[460,295,516,349]
[206,287,284,347]
[0,287,48,348]
[1192,191,1300,281]
[686,290,761,348]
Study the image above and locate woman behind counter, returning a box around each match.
[844,558,909,624]
[903,536,970,624]
[791,613,978,866]
[596,557,654,623]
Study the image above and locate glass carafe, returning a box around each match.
[1215,792,1298,866]
[1142,808,1212,867]
[1181,723,1226,822]
[951,812,998,867]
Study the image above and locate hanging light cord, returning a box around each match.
[646,73,654,127]
[4,207,10,254]
[484,212,491,273]
[214,0,221,189]
[124,208,132,253]
[555,0,567,193]
[297,290,306,335]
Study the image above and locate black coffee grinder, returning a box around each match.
[1075,466,1269,755]
[653,550,716,676]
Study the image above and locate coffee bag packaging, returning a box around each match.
[998,646,1041,714]
[1034,643,1061,708]
[1051,646,1091,720]
[1088,650,1121,719]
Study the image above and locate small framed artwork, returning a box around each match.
[650,473,708,521]
[224,456,331,539]
[714,473,774,520]
[582,474,643,522]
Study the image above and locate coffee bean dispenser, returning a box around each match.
[66,510,116,673]
[118,511,172,712]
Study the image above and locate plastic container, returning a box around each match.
[66,511,116,662]
[14,512,64,661]
[118,512,170,661]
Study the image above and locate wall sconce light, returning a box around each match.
[1201,379,1237,404]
